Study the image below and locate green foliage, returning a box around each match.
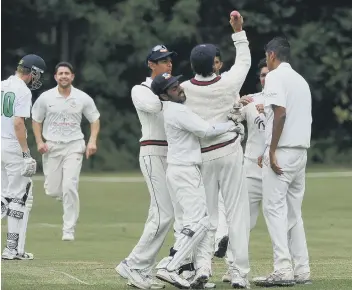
[2,0,351,170]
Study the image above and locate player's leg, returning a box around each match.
[42,147,64,199]
[195,160,219,276]
[61,149,84,241]
[286,150,311,284]
[1,146,33,260]
[117,155,173,289]
[219,147,250,289]
[254,148,298,287]
[156,165,209,289]
[214,192,229,258]
[1,161,10,219]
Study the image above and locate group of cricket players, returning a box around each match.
[1,11,312,290]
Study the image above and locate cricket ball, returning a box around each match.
[230,10,240,19]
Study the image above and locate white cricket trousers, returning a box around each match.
[166,164,209,270]
[214,193,228,248]
[225,157,263,265]
[43,139,85,234]
[201,146,250,275]
[262,148,310,275]
[127,156,178,271]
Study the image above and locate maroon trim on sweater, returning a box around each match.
[190,75,221,86]
[201,136,238,153]
[140,140,168,146]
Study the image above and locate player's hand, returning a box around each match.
[21,151,37,177]
[86,141,97,159]
[239,95,253,106]
[269,150,283,175]
[37,142,49,154]
[258,155,263,168]
[256,104,264,114]
[229,13,243,33]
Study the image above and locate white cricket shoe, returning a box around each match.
[2,248,34,260]
[190,266,210,288]
[115,260,151,289]
[231,268,250,289]
[156,268,190,289]
[253,268,295,287]
[204,282,216,288]
[222,269,231,282]
[295,272,312,284]
[62,232,74,241]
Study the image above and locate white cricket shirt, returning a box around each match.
[131,77,167,157]
[31,86,100,143]
[264,62,312,148]
[182,30,251,161]
[241,93,266,161]
[1,75,32,140]
[163,102,234,166]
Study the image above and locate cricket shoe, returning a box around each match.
[222,269,231,282]
[231,268,250,289]
[295,272,312,285]
[253,268,295,287]
[156,268,190,289]
[62,232,74,241]
[214,235,229,258]
[116,260,151,289]
[190,267,210,289]
[204,282,216,288]
[2,248,34,260]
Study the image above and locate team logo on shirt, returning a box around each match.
[254,116,265,130]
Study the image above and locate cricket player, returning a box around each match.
[182,13,251,288]
[31,62,100,242]
[151,73,241,289]
[253,37,312,287]
[1,54,46,260]
[221,59,268,283]
[115,45,178,290]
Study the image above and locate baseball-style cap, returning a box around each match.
[18,54,46,73]
[151,73,182,95]
[190,44,217,68]
[146,45,177,65]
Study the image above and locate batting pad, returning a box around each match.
[17,182,33,256]
[166,215,209,272]
[1,197,9,219]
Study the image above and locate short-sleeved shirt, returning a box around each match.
[32,86,100,143]
[264,63,312,149]
[1,75,32,140]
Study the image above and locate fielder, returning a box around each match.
[221,59,268,283]
[151,73,241,289]
[31,62,100,242]
[253,37,312,287]
[115,45,178,290]
[1,54,46,260]
[182,12,251,289]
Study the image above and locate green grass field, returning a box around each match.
[2,172,352,289]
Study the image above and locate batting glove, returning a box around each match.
[21,151,37,177]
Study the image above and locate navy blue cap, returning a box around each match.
[151,73,182,96]
[146,45,177,65]
[190,44,217,69]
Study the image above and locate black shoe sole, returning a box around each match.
[254,280,295,287]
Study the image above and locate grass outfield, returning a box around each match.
[1,173,352,289]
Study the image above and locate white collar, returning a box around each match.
[193,73,218,81]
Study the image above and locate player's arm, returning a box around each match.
[132,85,162,113]
[31,95,48,154]
[264,74,286,153]
[221,15,251,96]
[176,107,235,138]
[15,92,37,177]
[83,97,101,159]
[14,92,32,153]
